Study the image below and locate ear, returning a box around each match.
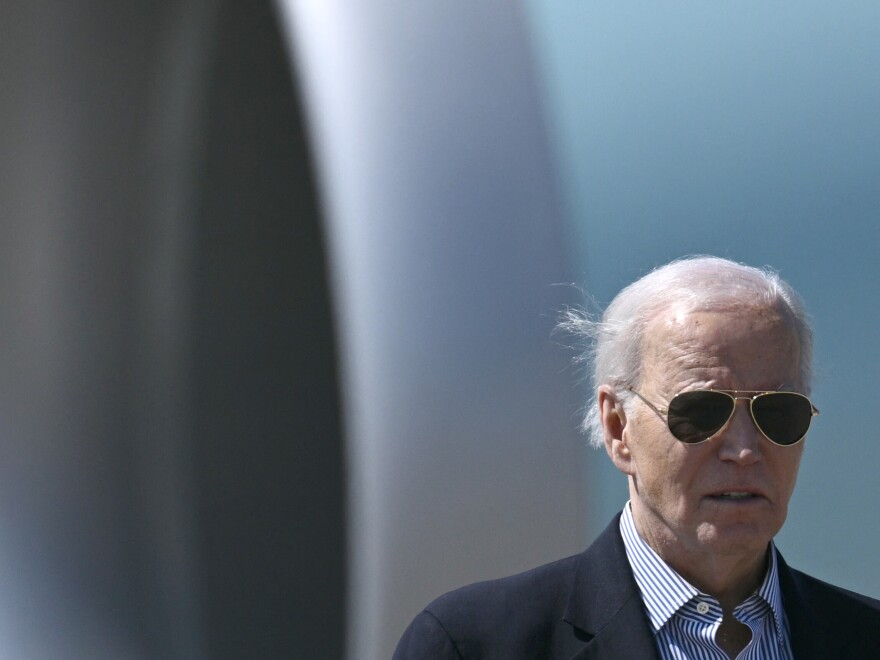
[598,385,635,476]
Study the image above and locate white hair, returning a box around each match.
[559,256,813,448]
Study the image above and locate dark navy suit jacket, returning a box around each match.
[393,514,880,659]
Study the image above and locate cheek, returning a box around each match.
[777,448,804,495]
[626,413,705,498]
[625,422,669,479]
[630,440,689,495]
[638,447,712,510]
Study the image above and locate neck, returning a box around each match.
[679,551,767,611]
[630,503,769,610]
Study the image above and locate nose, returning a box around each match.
[716,399,763,465]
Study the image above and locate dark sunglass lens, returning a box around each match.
[667,391,734,443]
[752,393,813,445]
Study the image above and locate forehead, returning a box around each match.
[639,305,802,390]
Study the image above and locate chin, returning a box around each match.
[697,521,778,555]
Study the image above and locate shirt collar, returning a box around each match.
[748,538,789,646]
[619,502,788,644]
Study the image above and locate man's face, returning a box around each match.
[618,306,805,570]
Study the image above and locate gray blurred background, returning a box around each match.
[1,1,878,659]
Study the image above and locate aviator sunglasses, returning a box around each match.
[626,387,819,446]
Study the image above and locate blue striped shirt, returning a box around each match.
[619,503,793,660]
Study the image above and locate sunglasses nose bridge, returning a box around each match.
[722,396,764,439]
[712,396,768,461]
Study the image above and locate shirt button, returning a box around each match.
[696,601,710,614]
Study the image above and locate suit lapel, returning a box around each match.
[561,514,661,660]
[776,549,832,658]
[559,523,843,659]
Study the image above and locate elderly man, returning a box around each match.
[394,256,880,659]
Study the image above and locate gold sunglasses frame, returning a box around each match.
[626,386,819,447]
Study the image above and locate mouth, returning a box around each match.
[707,491,763,502]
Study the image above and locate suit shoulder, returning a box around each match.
[787,566,880,618]
[394,553,582,660]
[426,552,581,623]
